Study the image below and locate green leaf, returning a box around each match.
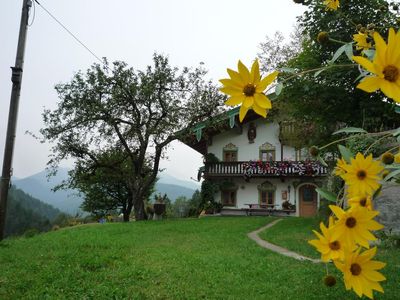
[317,155,328,167]
[338,145,354,163]
[330,44,347,64]
[280,67,296,73]
[275,82,283,96]
[383,169,400,182]
[392,127,400,137]
[316,188,337,203]
[344,43,354,61]
[333,127,367,135]
[314,68,326,78]
[363,49,375,60]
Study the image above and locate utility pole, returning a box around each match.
[0,0,32,241]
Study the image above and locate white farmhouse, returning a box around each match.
[179,107,328,217]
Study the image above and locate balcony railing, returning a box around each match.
[204,160,328,178]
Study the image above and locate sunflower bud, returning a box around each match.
[367,23,375,30]
[309,146,319,157]
[317,32,330,44]
[381,152,394,165]
[379,5,387,12]
[359,27,367,34]
[393,4,399,10]
[324,275,337,287]
[356,24,363,31]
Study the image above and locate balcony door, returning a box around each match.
[299,184,317,217]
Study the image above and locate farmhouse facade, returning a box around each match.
[180,108,328,217]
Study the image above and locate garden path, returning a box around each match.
[248,219,321,263]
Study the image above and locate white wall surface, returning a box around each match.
[207,119,297,161]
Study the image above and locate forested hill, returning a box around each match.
[4,186,63,238]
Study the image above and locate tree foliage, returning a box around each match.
[260,0,400,148]
[41,54,224,220]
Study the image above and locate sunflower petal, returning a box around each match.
[353,56,377,74]
[239,105,249,122]
[254,93,272,109]
[356,76,381,93]
[227,68,244,86]
[373,31,388,66]
[256,71,279,92]
[238,60,251,83]
[363,270,386,282]
[220,87,243,96]
[220,78,243,90]
[252,101,267,118]
[243,96,254,108]
[251,59,261,84]
[225,95,245,106]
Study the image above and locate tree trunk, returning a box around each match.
[134,197,147,221]
[122,201,134,222]
[122,211,130,222]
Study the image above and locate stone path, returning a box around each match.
[247,219,321,263]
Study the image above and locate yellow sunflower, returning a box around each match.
[219,59,278,122]
[308,218,346,262]
[334,157,348,176]
[348,194,373,211]
[334,247,386,299]
[324,0,340,11]
[353,32,372,50]
[353,28,400,103]
[329,205,383,248]
[341,153,383,196]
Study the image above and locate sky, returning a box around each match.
[0,0,304,181]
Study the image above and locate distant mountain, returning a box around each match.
[13,168,83,215]
[155,182,197,201]
[13,169,200,212]
[5,187,62,237]
[157,173,201,191]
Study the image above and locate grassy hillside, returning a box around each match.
[5,187,62,237]
[0,217,398,299]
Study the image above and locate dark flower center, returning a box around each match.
[350,263,362,276]
[329,240,341,250]
[243,84,256,97]
[383,65,399,82]
[359,198,367,207]
[357,170,367,180]
[346,217,357,228]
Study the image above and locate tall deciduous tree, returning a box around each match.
[61,148,155,221]
[260,0,399,147]
[41,54,224,220]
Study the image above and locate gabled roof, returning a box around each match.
[178,104,277,155]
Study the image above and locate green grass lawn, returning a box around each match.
[0,217,398,299]
[259,217,400,300]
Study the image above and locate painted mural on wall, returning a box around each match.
[242,160,326,180]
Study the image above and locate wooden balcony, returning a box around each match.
[204,161,328,178]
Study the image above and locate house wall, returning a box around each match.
[208,119,296,161]
[214,177,296,209]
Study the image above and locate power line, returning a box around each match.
[34,0,104,65]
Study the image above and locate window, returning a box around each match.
[258,181,276,207]
[259,142,276,162]
[260,150,275,162]
[260,190,274,205]
[223,143,238,162]
[302,186,315,202]
[224,150,237,162]
[221,190,236,206]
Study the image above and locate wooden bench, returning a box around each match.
[244,204,278,216]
